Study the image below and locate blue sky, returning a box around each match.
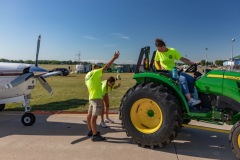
[0,0,240,64]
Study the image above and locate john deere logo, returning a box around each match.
[169,55,173,59]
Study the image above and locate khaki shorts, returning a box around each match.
[88,99,103,116]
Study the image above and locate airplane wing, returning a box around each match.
[42,71,62,78]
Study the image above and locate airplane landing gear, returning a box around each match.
[21,95,36,126]
[21,113,36,126]
[0,96,36,126]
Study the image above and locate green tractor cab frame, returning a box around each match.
[119,46,240,158]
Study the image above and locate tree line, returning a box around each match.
[200,60,227,66]
[0,58,227,66]
[0,58,78,65]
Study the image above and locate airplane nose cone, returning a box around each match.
[29,66,48,73]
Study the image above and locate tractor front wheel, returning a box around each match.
[120,82,182,148]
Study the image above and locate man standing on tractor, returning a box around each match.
[85,51,120,141]
[154,38,201,110]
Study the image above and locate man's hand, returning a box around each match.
[113,82,121,89]
[114,51,120,59]
[103,51,120,73]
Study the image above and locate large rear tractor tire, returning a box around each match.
[229,121,240,159]
[120,82,183,148]
[119,84,138,121]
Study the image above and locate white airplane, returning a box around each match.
[0,35,61,126]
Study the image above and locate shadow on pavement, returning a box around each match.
[0,111,237,160]
[134,126,236,160]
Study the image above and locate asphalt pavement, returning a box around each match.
[0,111,237,160]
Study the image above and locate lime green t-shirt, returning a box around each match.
[154,48,182,70]
[85,68,103,100]
[101,80,116,96]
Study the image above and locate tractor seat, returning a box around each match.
[156,70,171,78]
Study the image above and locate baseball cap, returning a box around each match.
[92,63,101,68]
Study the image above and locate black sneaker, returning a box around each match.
[87,131,100,137]
[91,134,106,141]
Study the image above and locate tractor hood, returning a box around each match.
[196,70,240,103]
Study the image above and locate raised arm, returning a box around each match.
[102,51,120,73]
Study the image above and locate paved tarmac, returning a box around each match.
[0,111,237,160]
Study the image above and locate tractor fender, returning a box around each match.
[133,72,188,110]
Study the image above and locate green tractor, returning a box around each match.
[119,46,240,158]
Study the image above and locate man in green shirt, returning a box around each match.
[85,51,120,141]
[154,38,201,110]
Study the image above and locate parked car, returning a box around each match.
[49,68,69,76]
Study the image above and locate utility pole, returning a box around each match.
[231,38,235,71]
[75,51,81,65]
[205,48,208,69]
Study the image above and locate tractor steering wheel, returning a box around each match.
[184,63,197,73]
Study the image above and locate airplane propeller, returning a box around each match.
[29,35,48,73]
[4,73,34,89]
[35,35,41,67]
[4,35,54,95]
[38,76,53,95]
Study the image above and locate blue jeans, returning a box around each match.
[179,72,195,95]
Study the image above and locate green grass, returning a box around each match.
[5,72,135,112]
[5,64,208,112]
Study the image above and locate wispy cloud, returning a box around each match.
[126,59,134,64]
[83,36,97,40]
[82,59,106,63]
[101,44,118,47]
[111,33,130,40]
